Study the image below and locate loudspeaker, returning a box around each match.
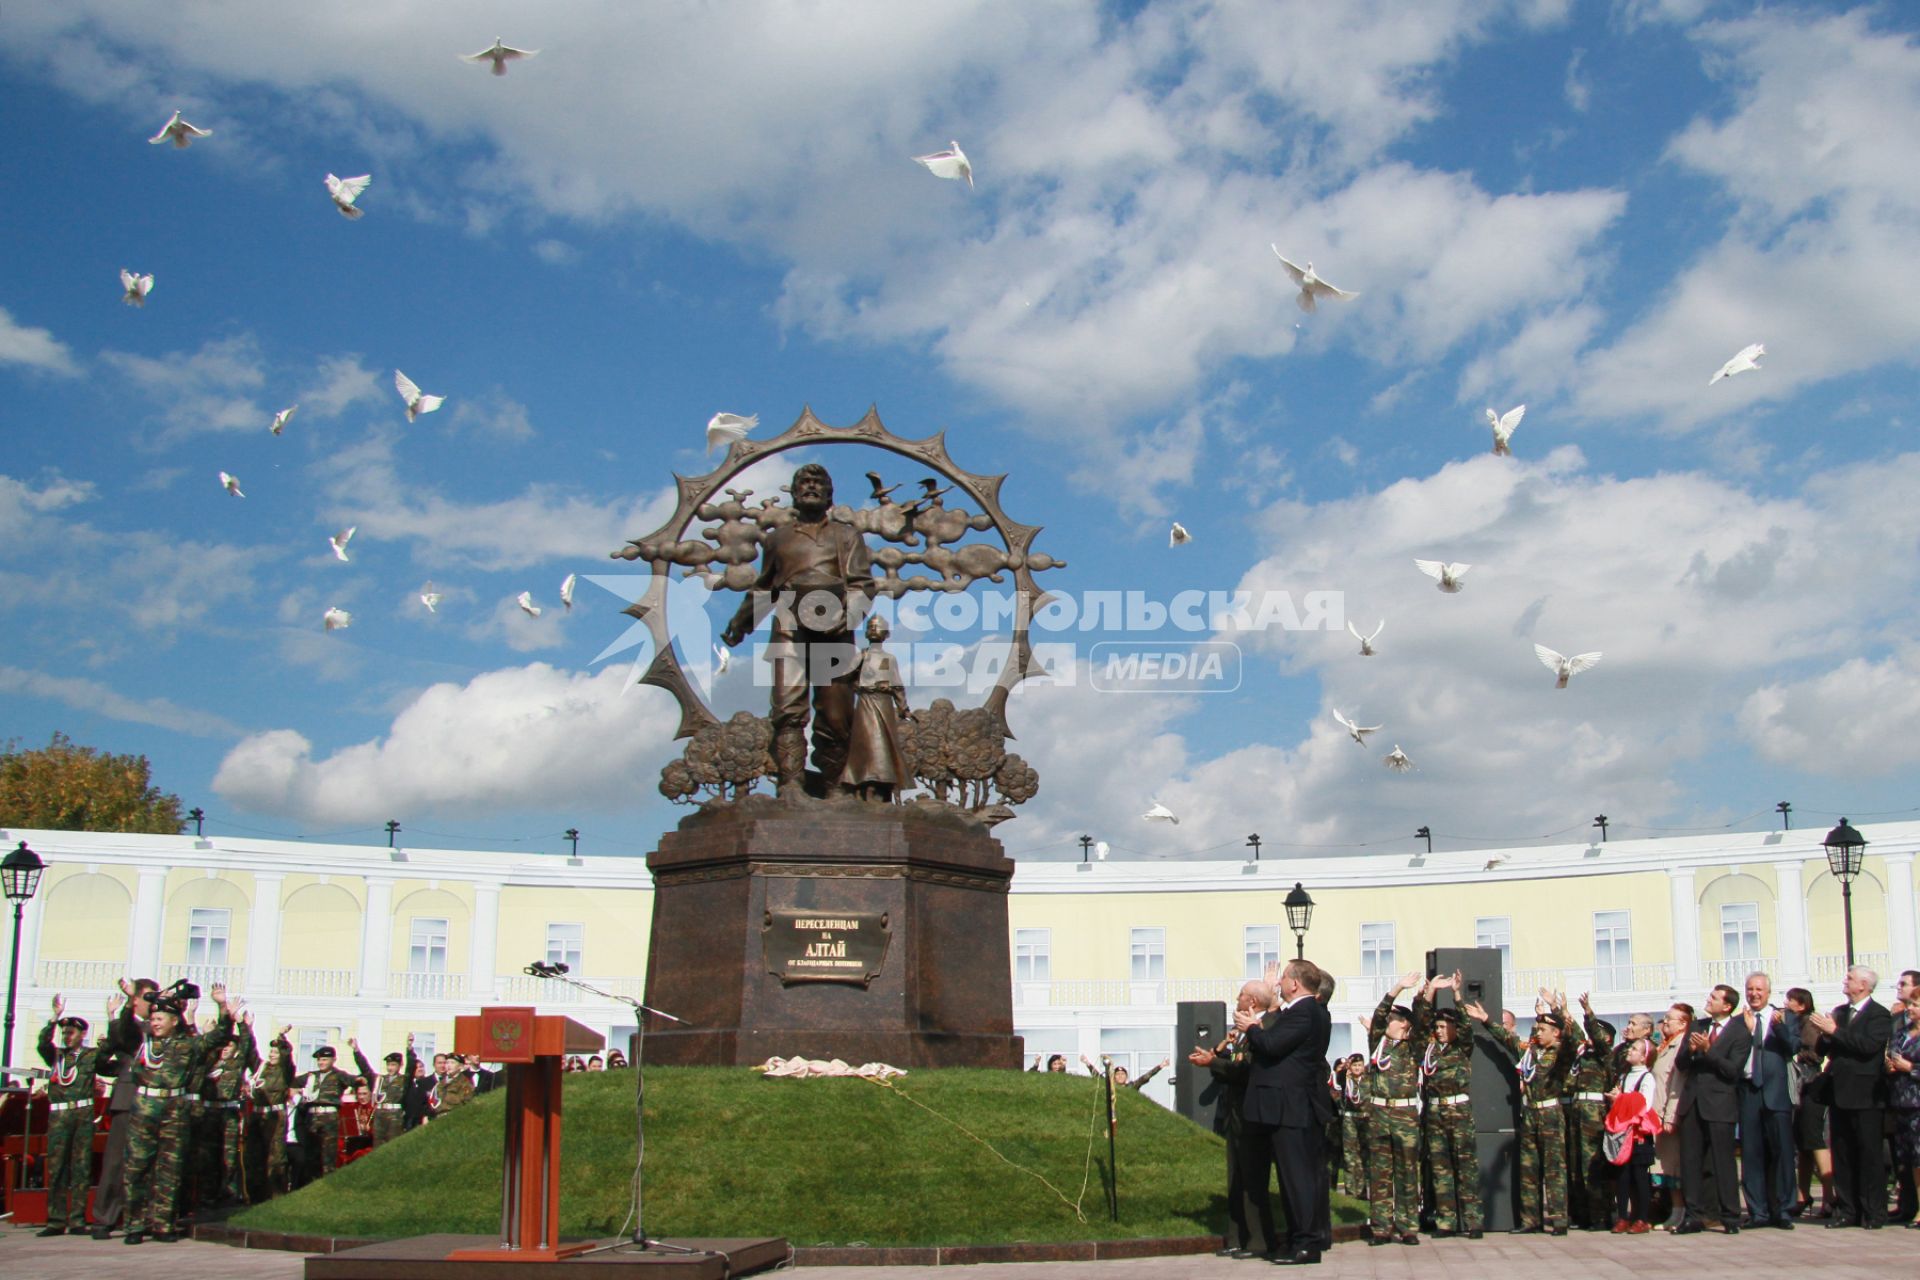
[1428,947,1519,1232]
[1173,999,1229,1130]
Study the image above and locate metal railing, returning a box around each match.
[277,967,358,998]
[1703,957,1776,986]
[35,959,125,991]
[162,962,242,991]
[1812,952,1890,983]
[390,971,468,1001]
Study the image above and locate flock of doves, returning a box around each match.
[126,49,1770,808]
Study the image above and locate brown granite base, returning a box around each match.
[642,800,1023,1069]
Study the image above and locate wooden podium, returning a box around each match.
[448,1008,603,1263]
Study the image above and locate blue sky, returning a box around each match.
[2,1,1917,862]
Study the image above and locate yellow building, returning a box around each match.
[6,819,1915,1110]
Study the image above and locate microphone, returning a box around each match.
[523,961,572,978]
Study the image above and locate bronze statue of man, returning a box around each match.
[720,463,874,797]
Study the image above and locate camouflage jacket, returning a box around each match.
[37,1022,111,1105]
[1364,993,1423,1102]
[291,1065,357,1107]
[432,1070,476,1111]
[129,1013,234,1116]
[1486,1019,1574,1106]
[203,1027,260,1103]
[354,1044,417,1107]
[1565,1013,1614,1099]
[1411,995,1476,1099]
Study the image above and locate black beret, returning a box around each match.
[313,1045,337,1059]
[149,996,185,1017]
[1537,1011,1566,1030]
[56,1016,90,1034]
[385,1052,404,1064]
[1388,1004,1415,1022]
[1434,1007,1464,1024]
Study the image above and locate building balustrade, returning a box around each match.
[1812,951,1891,983]
[390,970,468,1001]
[277,967,359,998]
[162,962,243,991]
[1702,956,1777,986]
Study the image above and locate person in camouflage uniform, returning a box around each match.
[34,994,112,1235]
[1337,1055,1368,1197]
[252,1029,299,1194]
[290,1044,358,1176]
[201,1012,259,1205]
[430,1052,477,1118]
[352,1032,418,1149]
[122,984,234,1244]
[1474,990,1577,1234]
[1566,993,1617,1230]
[1413,971,1482,1238]
[1363,970,1428,1246]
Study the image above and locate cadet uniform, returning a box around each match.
[253,1036,295,1194]
[35,1014,110,1234]
[290,1049,357,1176]
[1413,999,1481,1238]
[203,1025,259,1204]
[1565,1013,1615,1229]
[1338,1061,1368,1197]
[122,999,233,1242]
[353,1043,418,1149]
[431,1065,476,1117]
[1486,1011,1576,1233]
[1363,995,1425,1243]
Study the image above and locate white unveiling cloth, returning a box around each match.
[756,1056,907,1080]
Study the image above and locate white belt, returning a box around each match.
[1573,1091,1608,1102]
[377,1102,405,1111]
[1429,1093,1471,1106]
[309,1104,339,1112]
[137,1086,182,1099]
[258,1103,286,1112]
[214,1100,242,1110]
[48,1100,90,1112]
[1369,1096,1420,1109]
[1528,1097,1562,1109]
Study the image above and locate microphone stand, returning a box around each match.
[520,965,699,1258]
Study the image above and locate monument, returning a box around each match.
[611,407,1065,1068]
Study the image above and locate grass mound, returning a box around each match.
[231,1068,1361,1246]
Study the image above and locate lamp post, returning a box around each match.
[1284,881,1315,960]
[1079,834,1092,863]
[1776,801,1792,831]
[565,828,580,857]
[1822,818,1866,968]
[1246,833,1262,863]
[386,820,401,848]
[187,807,205,836]
[2,840,46,1089]
[1415,826,1432,854]
[1593,815,1609,843]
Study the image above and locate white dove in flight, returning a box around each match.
[323,606,352,632]
[1347,619,1383,656]
[1095,841,1111,861]
[328,527,356,562]
[714,644,731,676]
[1383,745,1413,772]
[516,591,542,618]
[1142,801,1179,825]
[325,172,372,219]
[914,141,973,188]
[270,406,297,436]
[1332,709,1380,746]
[394,370,445,422]
[1169,522,1192,547]
[705,412,758,454]
[1534,643,1603,689]
[1486,404,1525,456]
[1270,247,1358,313]
[1709,343,1765,385]
[1414,560,1471,593]
[149,111,211,148]
[463,38,538,76]
[560,573,577,611]
[420,583,443,613]
[120,269,153,307]
[218,471,244,498]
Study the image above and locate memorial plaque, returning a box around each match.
[763,909,890,986]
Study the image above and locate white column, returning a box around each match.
[246,873,285,996]
[359,878,394,998]
[1773,859,1810,987]
[128,866,169,979]
[1668,867,1700,993]
[469,881,502,1002]
[1884,854,1917,971]
[16,885,47,992]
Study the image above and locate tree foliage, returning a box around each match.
[0,732,185,834]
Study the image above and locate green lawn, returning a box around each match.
[230,1068,1362,1247]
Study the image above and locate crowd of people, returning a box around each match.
[26,975,589,1244]
[1187,958,1920,1265]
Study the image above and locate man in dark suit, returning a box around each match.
[1738,971,1800,1228]
[1236,958,1334,1266]
[1808,965,1894,1228]
[1189,980,1275,1258]
[1674,982,1751,1233]
[92,977,160,1238]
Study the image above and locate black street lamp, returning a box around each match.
[2,840,47,1089]
[1593,815,1609,842]
[386,820,401,848]
[1246,833,1262,862]
[1822,818,1866,967]
[1415,826,1432,854]
[1079,834,1093,863]
[187,807,205,836]
[1776,801,1792,831]
[1284,881,1315,960]
[565,828,581,857]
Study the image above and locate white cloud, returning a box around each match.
[1739,649,1920,777]
[211,662,679,822]
[1563,47,1591,112]
[1566,10,1920,428]
[0,665,243,738]
[449,392,536,442]
[297,353,384,419]
[99,333,267,439]
[0,305,79,375]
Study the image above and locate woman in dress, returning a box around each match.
[840,615,913,802]
[1888,998,1920,1228]
[1785,986,1834,1218]
[1649,1002,1691,1230]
